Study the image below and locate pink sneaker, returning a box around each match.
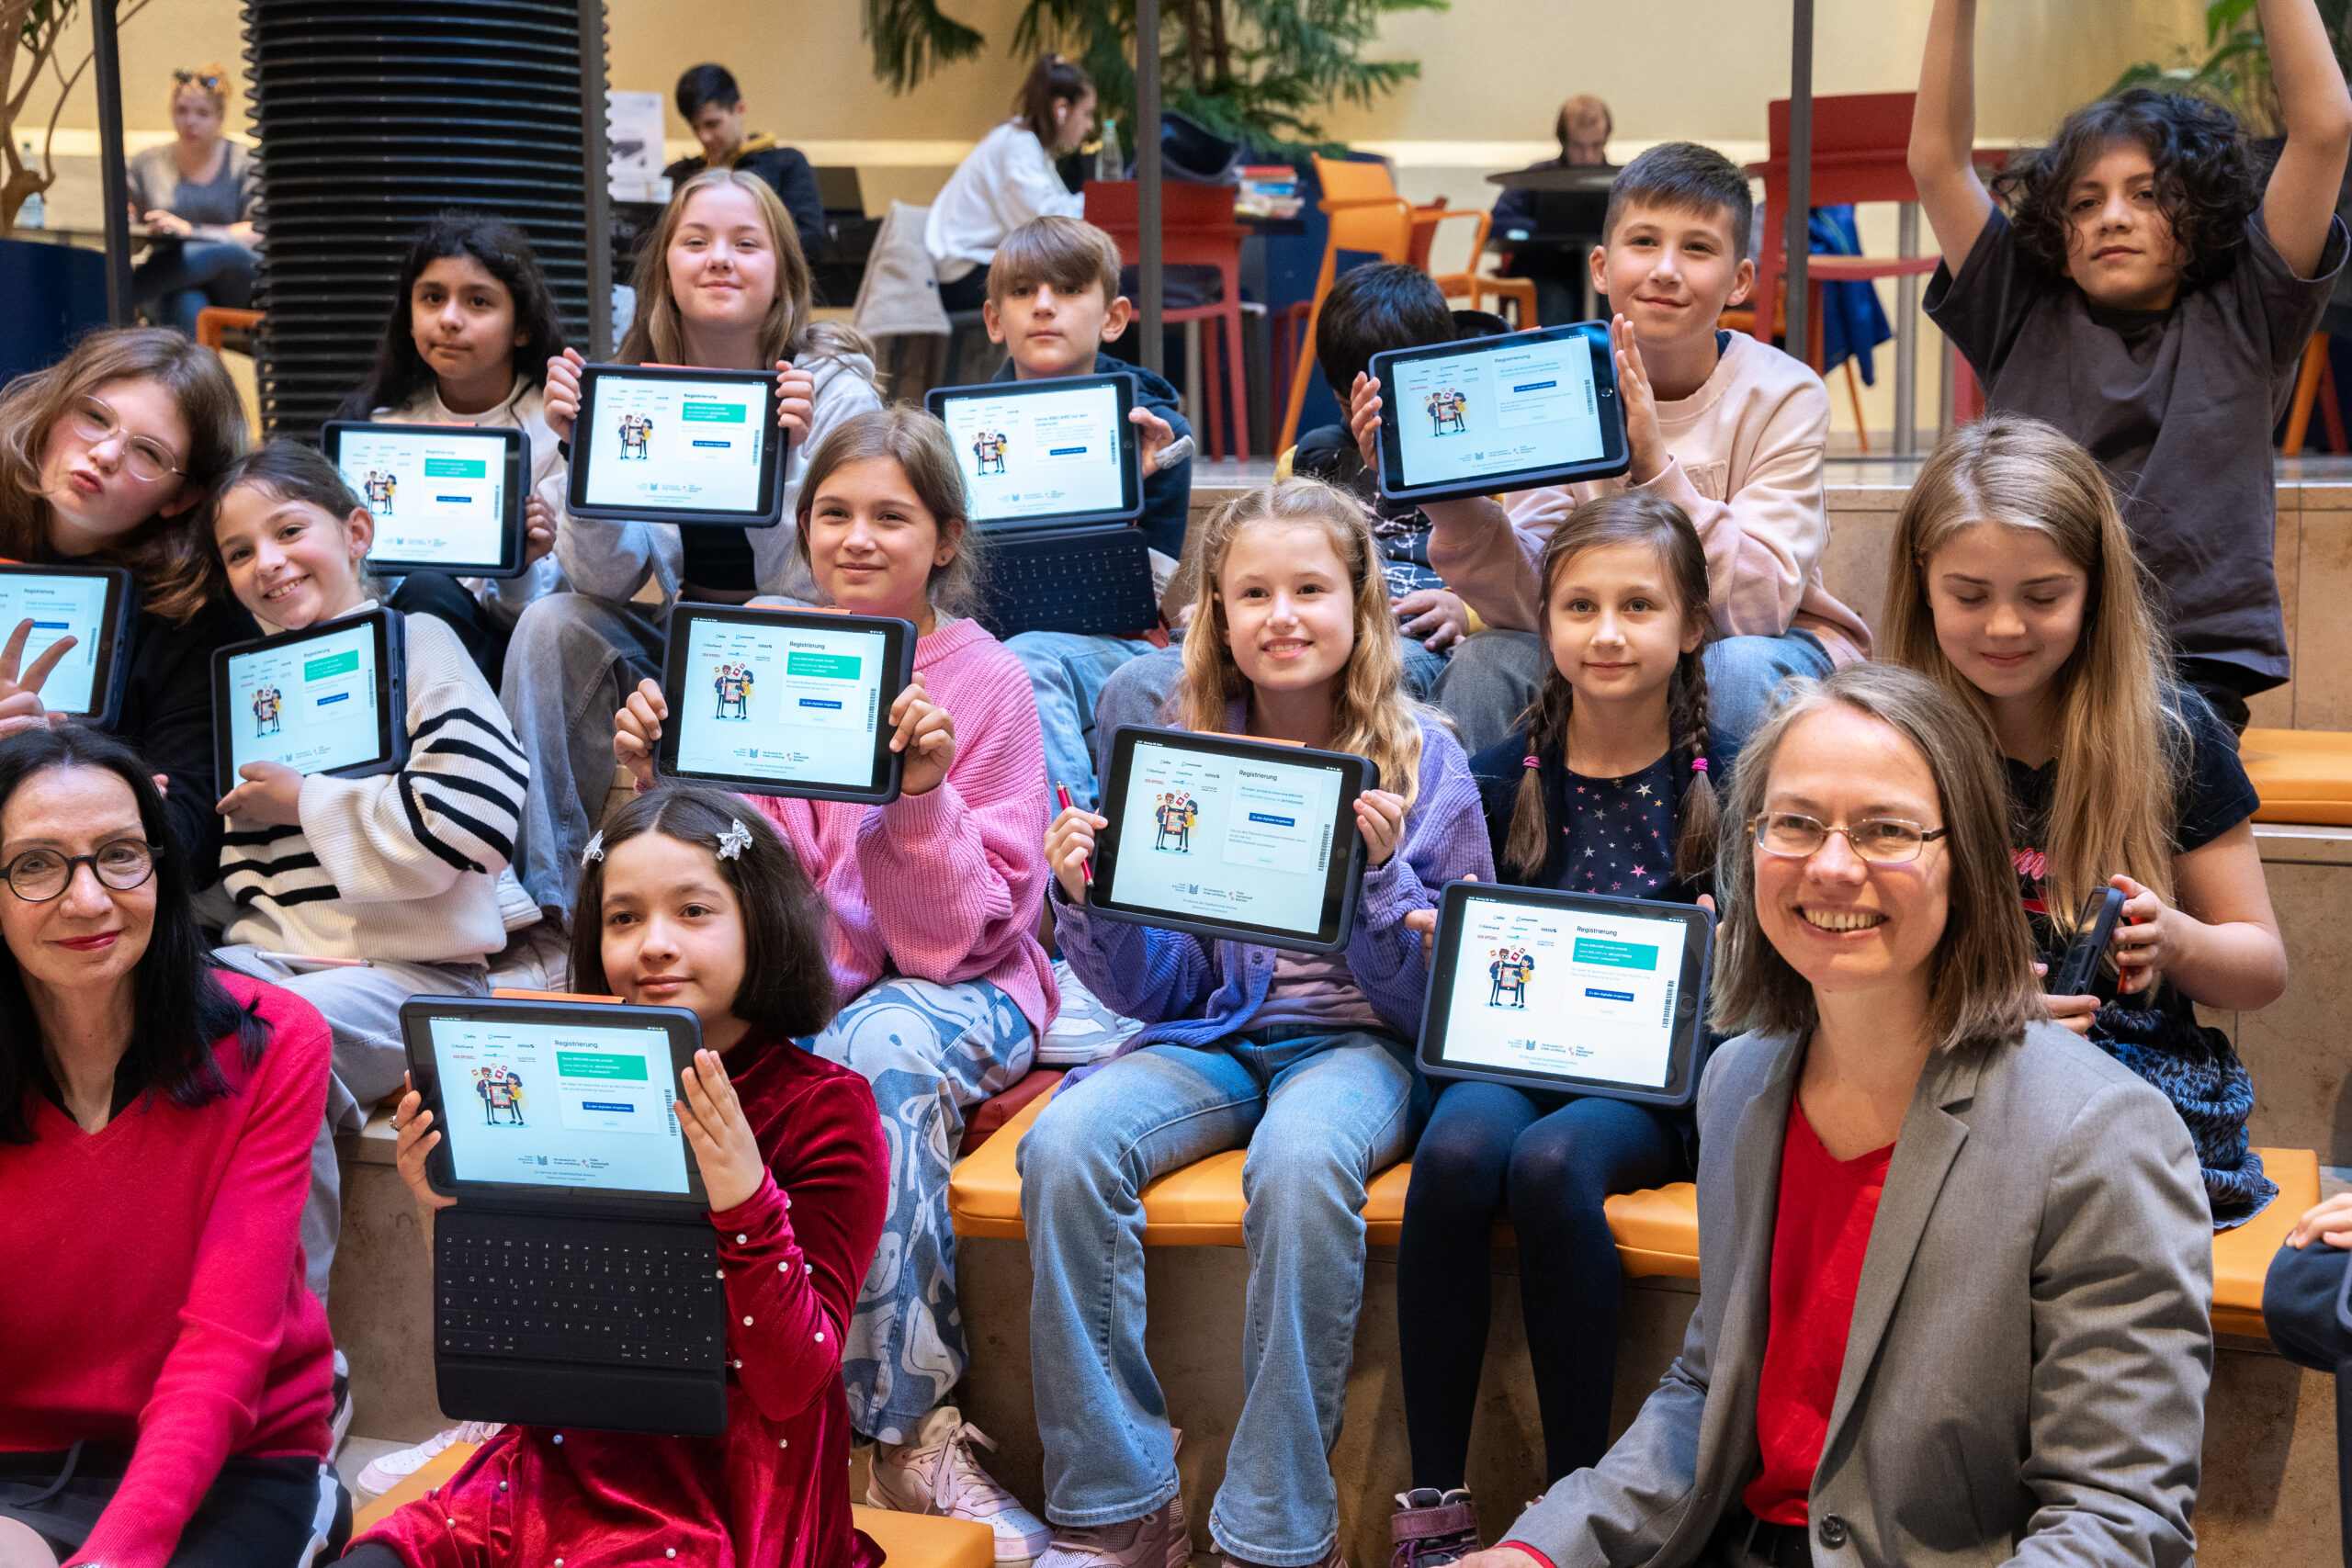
[866,1405,1053,1566]
[1035,1490,1192,1568]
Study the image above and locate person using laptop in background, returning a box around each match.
[985,215,1188,812]
[662,63,828,265]
[615,408,1057,1566]
[350,785,889,1568]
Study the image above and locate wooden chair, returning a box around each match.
[1085,179,1252,459]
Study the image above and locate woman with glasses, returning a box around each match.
[0,327,254,885]
[1456,661,2211,1568]
[0,727,347,1566]
[125,64,262,337]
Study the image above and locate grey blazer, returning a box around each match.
[1505,1021,2213,1568]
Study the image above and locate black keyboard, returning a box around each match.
[985,534,1159,637]
[435,1213,724,1371]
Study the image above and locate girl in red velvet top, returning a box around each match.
[348,784,888,1568]
[0,726,339,1568]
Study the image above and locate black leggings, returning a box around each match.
[341,1544,405,1566]
[1395,1079,1689,1490]
[0,1445,345,1566]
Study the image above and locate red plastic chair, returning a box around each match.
[1085,180,1251,460]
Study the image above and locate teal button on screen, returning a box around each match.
[1572,937,1658,970]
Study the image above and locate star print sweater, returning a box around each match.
[1468,730,1713,906]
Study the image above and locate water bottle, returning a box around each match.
[1095,118,1124,183]
[17,143,41,228]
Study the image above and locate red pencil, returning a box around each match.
[1053,781,1093,885]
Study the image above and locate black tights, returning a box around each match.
[340,1544,404,1566]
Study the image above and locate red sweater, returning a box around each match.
[0,974,334,1568]
[354,1032,891,1568]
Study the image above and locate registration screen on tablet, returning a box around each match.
[224,622,385,776]
[673,615,889,788]
[1438,891,1690,1089]
[334,426,514,570]
[0,570,113,715]
[582,373,772,514]
[1390,335,1606,490]
[425,1014,691,1198]
[1110,737,1348,937]
[934,379,1132,524]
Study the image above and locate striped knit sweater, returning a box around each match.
[218,604,529,963]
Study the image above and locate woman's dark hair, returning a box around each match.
[1992,87,2258,292]
[675,62,741,122]
[335,212,569,421]
[197,441,369,610]
[0,727,268,1144]
[569,785,837,1040]
[1014,52,1092,144]
[1508,491,1719,883]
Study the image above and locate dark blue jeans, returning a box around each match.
[133,238,256,335]
[1396,1077,1689,1489]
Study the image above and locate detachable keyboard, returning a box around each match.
[434,1210,725,1371]
[983,530,1159,638]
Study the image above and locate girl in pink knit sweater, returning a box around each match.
[615,406,1056,1561]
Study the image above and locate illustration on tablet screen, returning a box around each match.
[1487,945,1532,1009]
[363,470,398,516]
[972,429,1008,476]
[711,660,754,720]
[1425,387,1468,435]
[1151,791,1198,852]
[473,1065,527,1125]
[618,412,654,460]
[251,683,282,737]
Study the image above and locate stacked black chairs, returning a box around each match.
[244,0,598,440]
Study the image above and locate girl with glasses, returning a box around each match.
[0,726,347,1565]
[0,327,254,886]
[1883,413,2288,1226]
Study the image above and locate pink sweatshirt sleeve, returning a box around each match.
[854,660,1050,986]
[1423,493,1553,632]
[73,998,330,1568]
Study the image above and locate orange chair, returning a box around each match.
[1086,179,1252,460]
[2283,332,2347,457]
[1277,158,1415,452]
[194,305,262,351]
[1406,194,1540,328]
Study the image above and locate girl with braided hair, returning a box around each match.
[1388,489,1725,1565]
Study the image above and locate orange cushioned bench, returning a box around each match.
[2241,728,2352,825]
[947,1088,2318,1339]
[350,1442,994,1566]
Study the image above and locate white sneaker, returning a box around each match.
[866,1405,1053,1567]
[1035,1492,1191,1568]
[353,1422,503,1499]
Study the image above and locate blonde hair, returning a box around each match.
[1883,414,2182,950]
[1710,662,2043,1052]
[792,407,986,620]
[1181,478,1429,805]
[618,169,874,373]
[988,215,1122,307]
[169,63,231,118]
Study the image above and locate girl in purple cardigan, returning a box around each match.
[1030,478,1492,1568]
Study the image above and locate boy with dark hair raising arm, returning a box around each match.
[1910,0,2352,730]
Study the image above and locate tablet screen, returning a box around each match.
[224,621,387,775]
[1437,890,1690,1089]
[672,612,890,789]
[334,426,514,570]
[1109,736,1349,938]
[935,380,1131,523]
[424,1012,692,1198]
[581,372,773,515]
[0,570,112,715]
[1390,334,1606,490]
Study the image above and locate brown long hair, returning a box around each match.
[616,169,873,372]
[1709,662,2042,1052]
[1014,52,1092,146]
[0,327,248,624]
[1504,491,1718,883]
[1180,478,1429,805]
[1883,414,2181,946]
[791,407,987,620]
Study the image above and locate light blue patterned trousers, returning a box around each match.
[802,975,1036,1442]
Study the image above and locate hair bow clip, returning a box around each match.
[718,819,752,862]
[580,830,605,867]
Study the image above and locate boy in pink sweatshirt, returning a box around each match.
[1357,142,1870,753]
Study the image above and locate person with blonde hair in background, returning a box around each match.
[126,64,262,336]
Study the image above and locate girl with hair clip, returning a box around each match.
[334,213,574,666]
[507,167,881,923]
[615,407,1057,1562]
[1883,412,2287,1225]
[348,784,891,1568]
[0,326,254,883]
[924,53,1094,314]
[1032,478,1491,1568]
[1388,490,1724,1564]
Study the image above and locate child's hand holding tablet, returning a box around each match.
[545,351,814,528]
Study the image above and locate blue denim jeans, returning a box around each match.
[133,239,256,336]
[1007,630,1160,811]
[1018,1026,1427,1565]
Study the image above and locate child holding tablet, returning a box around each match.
[198,444,531,1343]
[614,407,1056,1562]
[505,167,881,922]
[1388,489,1719,1563]
[0,326,255,883]
[351,784,890,1568]
[1030,478,1490,1568]
[1885,415,2286,1224]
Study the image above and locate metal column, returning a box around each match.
[91,0,134,325]
[1782,0,1814,366]
[1136,0,1163,376]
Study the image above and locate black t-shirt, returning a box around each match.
[2007,685,2258,1021]
[1925,209,2347,686]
